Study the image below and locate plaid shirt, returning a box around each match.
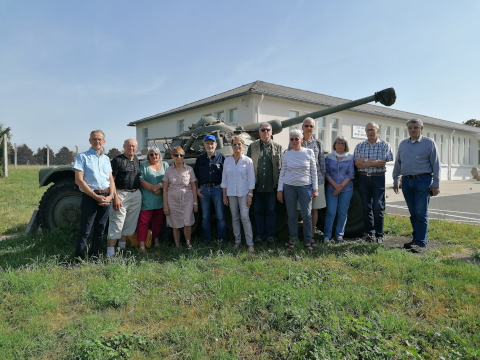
[353,138,393,173]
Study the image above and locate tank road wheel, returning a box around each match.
[38,179,83,230]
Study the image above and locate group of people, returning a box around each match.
[73,116,440,260]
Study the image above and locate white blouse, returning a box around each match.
[221,155,255,196]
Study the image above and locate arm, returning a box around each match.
[108,172,116,206]
[75,170,111,205]
[430,141,441,196]
[191,181,199,213]
[317,140,326,177]
[309,152,318,198]
[392,151,402,194]
[355,158,387,169]
[246,160,255,207]
[222,187,228,206]
[162,180,169,215]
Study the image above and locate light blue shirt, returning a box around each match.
[72,148,112,191]
[221,155,255,196]
[392,135,441,188]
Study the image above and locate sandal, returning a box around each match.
[139,243,146,251]
[310,239,318,247]
[185,240,193,250]
[153,238,160,248]
[304,243,314,251]
[284,241,295,250]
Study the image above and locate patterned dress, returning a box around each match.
[163,164,197,228]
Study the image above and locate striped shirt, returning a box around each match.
[353,138,393,173]
[288,137,326,185]
[278,148,318,191]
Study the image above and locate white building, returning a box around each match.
[128,80,480,183]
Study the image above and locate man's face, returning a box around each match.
[407,123,423,140]
[89,132,105,151]
[204,140,217,153]
[123,139,138,156]
[365,125,379,142]
[259,126,272,143]
[302,120,315,137]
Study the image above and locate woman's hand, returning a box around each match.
[277,191,283,203]
[246,194,252,207]
[223,195,229,206]
[193,204,198,213]
[163,204,170,216]
[312,190,319,198]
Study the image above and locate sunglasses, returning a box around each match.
[260,128,271,132]
[408,126,421,130]
[149,153,159,156]
[173,154,185,158]
[232,143,243,146]
[290,138,300,141]
[303,124,314,128]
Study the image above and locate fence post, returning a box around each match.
[3,134,8,177]
[46,144,50,167]
[14,143,17,169]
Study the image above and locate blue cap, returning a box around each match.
[204,135,216,142]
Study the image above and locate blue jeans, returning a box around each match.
[324,189,353,239]
[401,174,431,245]
[284,184,312,244]
[358,174,386,237]
[199,186,226,242]
[253,191,276,238]
[75,193,110,259]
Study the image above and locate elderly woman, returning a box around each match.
[221,136,256,252]
[323,136,355,243]
[277,129,318,250]
[137,147,169,250]
[162,146,198,249]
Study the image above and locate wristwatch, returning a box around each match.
[364,158,369,162]
[248,193,253,197]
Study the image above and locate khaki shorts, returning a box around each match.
[108,189,142,239]
[297,183,326,210]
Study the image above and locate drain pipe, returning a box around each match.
[448,130,455,180]
[256,94,264,124]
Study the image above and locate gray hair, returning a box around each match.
[259,122,272,130]
[406,118,423,127]
[302,117,315,126]
[90,130,105,139]
[365,122,379,130]
[148,147,162,160]
[289,129,303,138]
[333,136,349,152]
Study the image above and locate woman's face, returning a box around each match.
[148,152,159,163]
[334,141,346,153]
[172,152,185,164]
[231,140,244,154]
[290,135,302,149]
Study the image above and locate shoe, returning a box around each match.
[253,237,263,245]
[336,237,344,243]
[285,238,296,250]
[266,237,275,244]
[310,239,318,247]
[233,243,241,249]
[185,240,192,250]
[247,245,255,253]
[323,238,330,244]
[153,239,160,248]
[403,240,416,249]
[375,236,385,244]
[409,243,427,254]
[363,233,375,242]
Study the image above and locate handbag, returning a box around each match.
[127,229,153,248]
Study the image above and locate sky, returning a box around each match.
[1,0,479,153]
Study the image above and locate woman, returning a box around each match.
[323,136,355,243]
[277,129,318,250]
[221,136,256,252]
[137,147,169,250]
[163,146,198,249]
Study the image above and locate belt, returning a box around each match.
[403,173,432,179]
[93,188,110,194]
[359,172,385,177]
[117,189,138,192]
[200,183,220,187]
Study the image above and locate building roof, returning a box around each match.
[128,80,480,134]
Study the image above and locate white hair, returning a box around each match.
[289,129,303,138]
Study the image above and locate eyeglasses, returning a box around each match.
[303,124,314,128]
[90,138,104,142]
[149,153,159,156]
[408,126,421,130]
[260,128,271,132]
[365,129,377,132]
[290,138,300,141]
[173,154,185,158]
[232,143,242,146]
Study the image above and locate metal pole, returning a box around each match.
[14,143,17,169]
[46,144,50,167]
[3,134,8,177]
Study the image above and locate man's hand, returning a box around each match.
[393,184,399,194]
[312,190,319,198]
[372,159,387,168]
[113,195,122,210]
[197,188,204,198]
[277,191,283,203]
[97,194,111,206]
[430,186,440,196]
[223,195,229,206]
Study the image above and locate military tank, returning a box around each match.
[37,87,396,237]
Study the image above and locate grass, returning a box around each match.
[0,166,479,359]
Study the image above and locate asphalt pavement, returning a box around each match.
[385,179,480,225]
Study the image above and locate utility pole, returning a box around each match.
[3,134,8,177]
[46,144,50,167]
[14,143,17,169]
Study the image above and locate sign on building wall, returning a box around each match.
[352,125,367,139]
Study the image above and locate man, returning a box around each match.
[194,135,226,243]
[73,130,115,260]
[247,122,283,244]
[353,122,393,243]
[106,139,142,257]
[392,119,441,253]
[288,117,326,243]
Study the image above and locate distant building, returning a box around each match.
[128,80,480,183]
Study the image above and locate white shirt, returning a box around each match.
[278,148,318,191]
[221,155,255,196]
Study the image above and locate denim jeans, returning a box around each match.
[357,174,386,237]
[228,195,254,246]
[323,189,353,239]
[252,191,277,238]
[199,186,226,242]
[401,174,431,244]
[75,193,110,259]
[284,184,312,244]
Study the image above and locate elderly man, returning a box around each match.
[392,119,441,253]
[247,122,283,244]
[106,139,142,257]
[354,122,393,243]
[288,117,326,244]
[194,135,226,243]
[73,130,115,260]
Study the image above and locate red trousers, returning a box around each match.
[137,209,164,243]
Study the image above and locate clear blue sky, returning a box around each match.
[1,0,479,152]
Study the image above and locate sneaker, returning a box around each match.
[363,233,375,242]
[409,243,427,254]
[323,238,330,244]
[336,237,344,243]
[233,243,241,249]
[266,237,275,244]
[247,245,255,253]
[403,240,416,249]
[253,237,263,245]
[375,236,385,244]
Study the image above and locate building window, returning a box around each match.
[394,128,399,157]
[316,117,326,142]
[457,137,460,164]
[289,110,300,130]
[478,140,480,165]
[468,139,471,164]
[439,135,444,163]
[331,118,339,147]
[385,126,391,144]
[427,132,430,138]
[216,111,225,121]
[177,120,184,134]
[229,108,238,123]
[404,129,408,139]
[143,128,148,148]
[452,137,456,164]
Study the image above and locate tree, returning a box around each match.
[107,147,122,159]
[55,146,75,165]
[463,119,480,127]
[16,144,35,165]
[34,147,55,165]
